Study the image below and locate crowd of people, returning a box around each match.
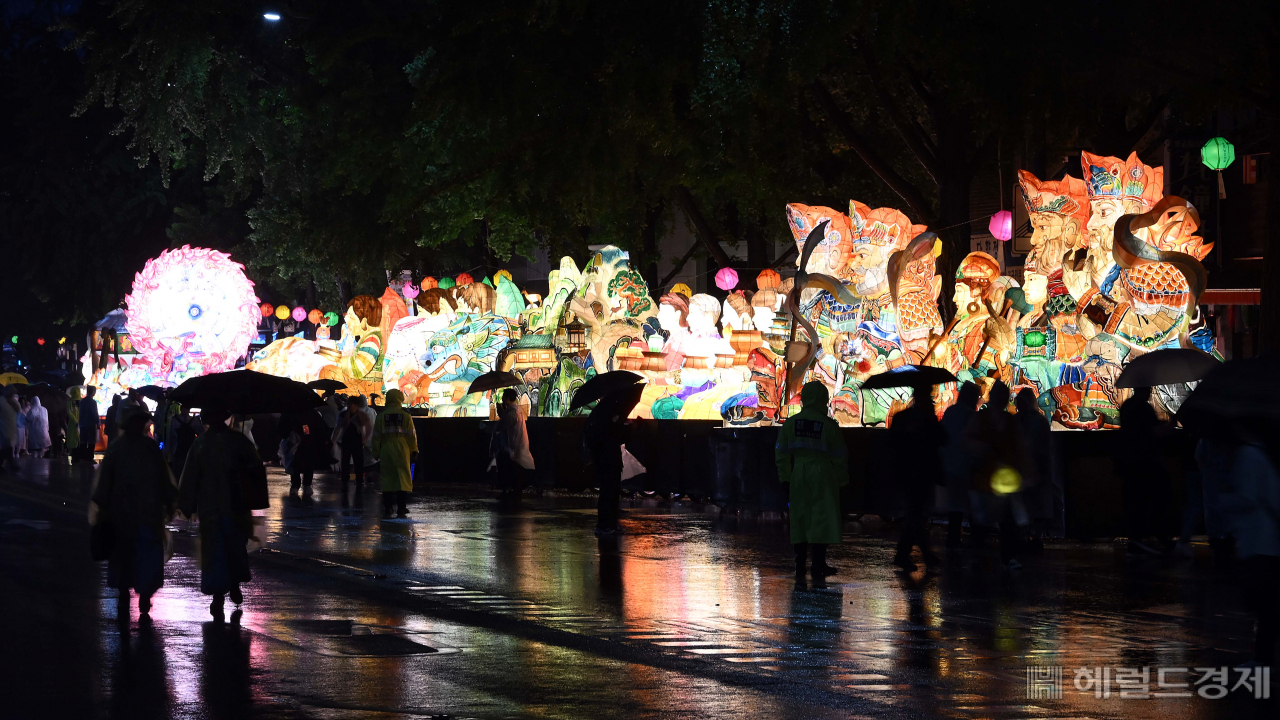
[0,385,52,466]
[775,377,1280,664]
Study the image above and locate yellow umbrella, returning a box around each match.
[0,372,28,386]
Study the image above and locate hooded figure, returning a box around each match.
[178,404,267,618]
[26,396,50,453]
[90,410,176,619]
[373,388,417,517]
[775,381,848,584]
[67,387,82,451]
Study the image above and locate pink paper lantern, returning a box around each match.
[714,267,739,291]
[291,306,307,322]
[989,210,1013,241]
[403,283,420,300]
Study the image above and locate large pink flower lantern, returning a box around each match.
[124,245,259,381]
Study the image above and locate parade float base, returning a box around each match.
[406,418,1190,540]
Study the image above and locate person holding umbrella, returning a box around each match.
[584,384,642,536]
[775,381,848,586]
[888,384,946,571]
[372,389,417,518]
[177,402,268,618]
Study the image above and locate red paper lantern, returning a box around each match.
[456,272,474,286]
[307,309,323,324]
[989,210,1013,241]
[420,276,438,290]
[36,338,45,346]
[260,303,274,317]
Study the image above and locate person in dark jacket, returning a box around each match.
[77,386,101,463]
[279,409,325,493]
[939,382,980,547]
[178,403,267,618]
[90,408,176,620]
[584,389,635,536]
[889,384,947,571]
[965,381,1031,569]
[1116,386,1169,555]
[332,396,371,493]
[103,394,123,446]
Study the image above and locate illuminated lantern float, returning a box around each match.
[102,246,260,395]
[243,150,1218,427]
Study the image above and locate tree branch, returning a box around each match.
[857,39,942,183]
[660,240,701,288]
[810,82,937,225]
[673,185,733,267]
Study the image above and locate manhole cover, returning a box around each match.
[326,634,439,656]
[287,619,355,636]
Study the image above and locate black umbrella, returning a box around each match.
[306,378,347,392]
[859,365,959,390]
[588,383,645,421]
[14,382,53,397]
[1178,355,1280,434]
[169,370,323,414]
[134,385,169,402]
[1116,348,1220,388]
[570,371,644,411]
[466,370,522,395]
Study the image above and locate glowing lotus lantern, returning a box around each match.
[123,245,260,381]
[260,303,274,317]
[275,305,290,320]
[714,267,739,291]
[421,276,438,290]
[456,273,473,286]
[324,311,340,326]
[438,277,456,290]
[307,309,323,324]
[989,210,1013,241]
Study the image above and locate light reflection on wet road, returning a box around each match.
[1,457,1273,718]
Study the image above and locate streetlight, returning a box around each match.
[263,12,281,21]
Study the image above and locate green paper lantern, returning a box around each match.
[1201,137,1235,171]
[324,311,340,327]
[438,277,456,289]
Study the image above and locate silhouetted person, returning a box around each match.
[1197,434,1238,565]
[178,403,267,618]
[333,395,371,493]
[77,386,100,463]
[104,394,123,446]
[940,382,980,547]
[167,405,203,478]
[585,396,628,535]
[1223,424,1280,664]
[965,381,1030,570]
[1116,386,1166,555]
[279,409,325,493]
[776,381,848,586]
[373,389,417,518]
[1014,387,1056,548]
[495,389,535,502]
[0,386,18,472]
[889,384,946,571]
[90,409,176,620]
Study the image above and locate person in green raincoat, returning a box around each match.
[66,387,82,458]
[373,389,418,518]
[776,381,848,584]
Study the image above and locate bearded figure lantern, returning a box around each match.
[1075,199,1215,355]
[1017,171,1090,277]
[1078,152,1164,293]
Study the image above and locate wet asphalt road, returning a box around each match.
[0,455,1275,719]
